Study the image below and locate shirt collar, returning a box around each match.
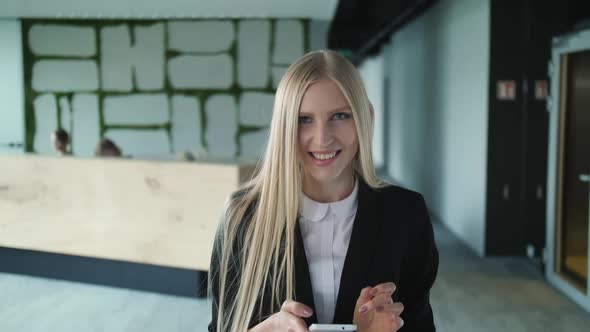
[298,180,359,222]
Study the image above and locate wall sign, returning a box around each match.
[497,80,516,101]
[534,80,548,100]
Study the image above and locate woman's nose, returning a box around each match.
[312,123,334,147]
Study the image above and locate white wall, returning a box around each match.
[0,19,329,159]
[309,20,329,51]
[0,19,24,154]
[384,0,490,256]
[358,55,386,169]
[15,19,330,160]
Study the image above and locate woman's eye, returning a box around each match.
[333,112,351,120]
[298,116,312,124]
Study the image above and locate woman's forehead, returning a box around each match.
[299,79,349,113]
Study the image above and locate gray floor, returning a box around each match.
[430,222,590,331]
[1,222,589,331]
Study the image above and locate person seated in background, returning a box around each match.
[95,138,122,157]
[177,150,196,162]
[50,128,70,156]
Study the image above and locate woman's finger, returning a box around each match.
[379,314,405,331]
[281,300,314,318]
[279,311,310,332]
[355,287,373,306]
[274,311,310,332]
[375,302,404,316]
[394,316,405,330]
[370,282,396,296]
[358,293,394,314]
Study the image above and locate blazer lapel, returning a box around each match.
[332,180,381,323]
[294,219,318,325]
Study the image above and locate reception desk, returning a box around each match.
[0,154,256,296]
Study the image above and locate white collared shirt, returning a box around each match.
[298,180,359,324]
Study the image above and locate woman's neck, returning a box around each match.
[302,174,356,203]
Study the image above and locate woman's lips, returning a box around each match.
[307,150,342,166]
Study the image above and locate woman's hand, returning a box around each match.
[249,300,313,332]
[353,282,405,332]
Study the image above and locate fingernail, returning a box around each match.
[399,318,405,327]
[303,309,312,316]
[359,306,367,314]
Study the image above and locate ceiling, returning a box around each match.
[0,0,338,20]
[328,0,438,61]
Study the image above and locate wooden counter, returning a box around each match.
[0,154,256,271]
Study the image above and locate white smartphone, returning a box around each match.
[309,324,357,332]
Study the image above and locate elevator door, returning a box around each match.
[557,50,590,290]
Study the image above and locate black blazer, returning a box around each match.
[209,180,439,331]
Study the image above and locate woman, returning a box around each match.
[209,50,438,332]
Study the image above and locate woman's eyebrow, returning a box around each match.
[299,106,350,116]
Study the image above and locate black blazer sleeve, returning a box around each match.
[399,193,439,331]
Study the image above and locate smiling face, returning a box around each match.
[298,78,358,188]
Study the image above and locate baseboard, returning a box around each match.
[0,246,208,298]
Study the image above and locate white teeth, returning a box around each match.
[312,152,337,160]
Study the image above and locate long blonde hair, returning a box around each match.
[210,50,387,332]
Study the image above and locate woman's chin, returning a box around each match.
[307,168,345,184]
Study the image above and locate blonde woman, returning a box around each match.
[209,50,438,332]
